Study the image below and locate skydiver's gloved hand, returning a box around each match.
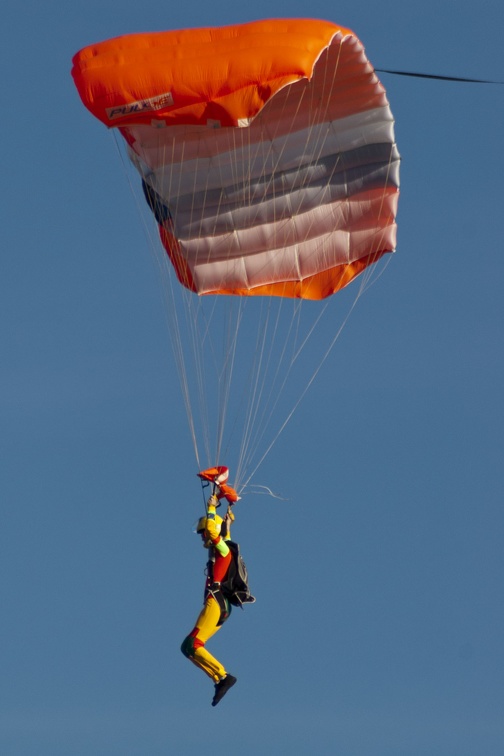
[207,494,219,513]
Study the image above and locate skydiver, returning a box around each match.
[180,494,238,706]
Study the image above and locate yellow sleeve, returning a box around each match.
[205,517,220,540]
[203,500,226,553]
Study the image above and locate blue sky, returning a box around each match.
[2,1,503,754]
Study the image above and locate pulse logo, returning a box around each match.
[106,92,174,121]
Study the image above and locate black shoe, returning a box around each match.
[211,674,237,706]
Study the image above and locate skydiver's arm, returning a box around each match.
[223,511,233,541]
[206,497,230,556]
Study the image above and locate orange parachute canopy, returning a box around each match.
[72,18,399,301]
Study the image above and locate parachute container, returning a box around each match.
[72,19,400,301]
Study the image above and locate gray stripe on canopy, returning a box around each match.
[167,143,400,240]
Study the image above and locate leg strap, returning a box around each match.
[208,587,231,626]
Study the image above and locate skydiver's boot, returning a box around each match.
[211,674,237,706]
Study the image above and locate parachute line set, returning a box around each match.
[72,19,400,491]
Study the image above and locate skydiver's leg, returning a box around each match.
[181,596,227,682]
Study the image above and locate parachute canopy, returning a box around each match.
[72,18,400,301]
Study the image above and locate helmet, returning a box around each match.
[196,514,223,534]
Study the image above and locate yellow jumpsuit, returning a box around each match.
[181,505,232,683]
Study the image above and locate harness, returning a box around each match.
[205,557,231,626]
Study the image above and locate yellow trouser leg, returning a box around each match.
[181,596,227,683]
